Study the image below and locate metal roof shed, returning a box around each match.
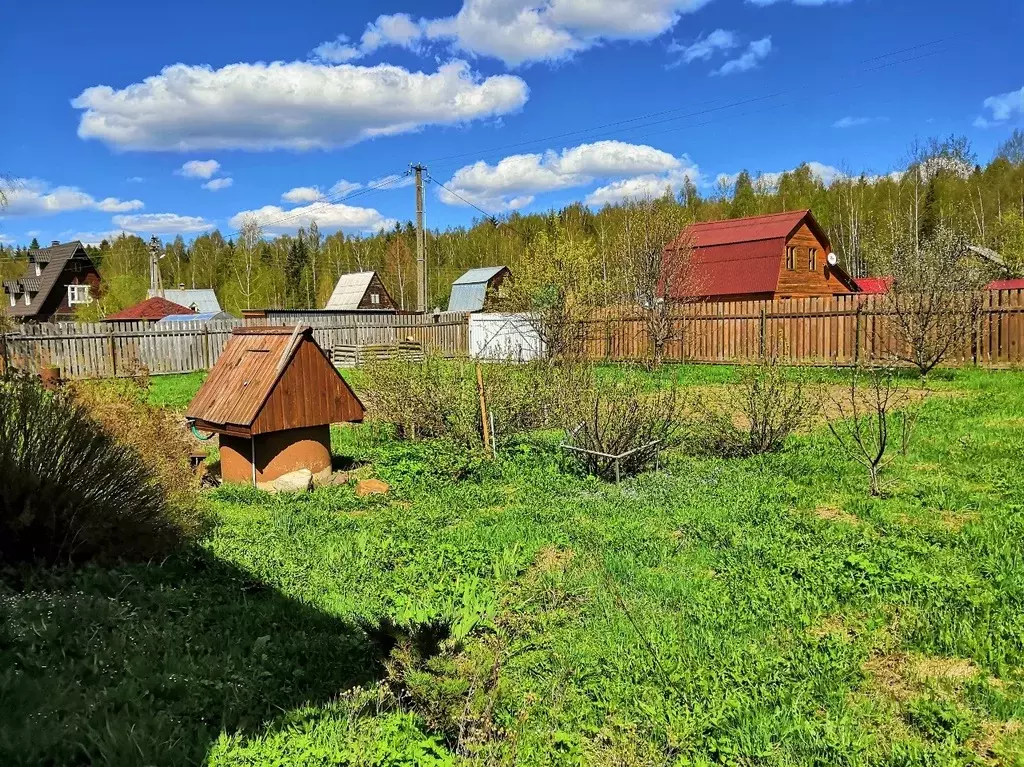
[447,266,511,313]
[150,289,223,314]
[186,326,364,486]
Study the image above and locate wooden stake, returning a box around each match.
[476,362,491,455]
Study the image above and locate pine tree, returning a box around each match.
[29,237,40,250]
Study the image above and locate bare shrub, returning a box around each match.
[826,366,918,496]
[882,227,985,376]
[560,372,684,480]
[695,353,817,456]
[0,373,191,565]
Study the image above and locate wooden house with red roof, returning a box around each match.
[663,210,859,302]
[186,326,364,486]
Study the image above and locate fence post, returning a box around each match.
[853,304,862,366]
[759,307,766,358]
[107,326,117,377]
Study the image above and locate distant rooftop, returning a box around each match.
[149,288,222,314]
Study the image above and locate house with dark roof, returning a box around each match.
[447,266,511,312]
[324,271,397,311]
[662,210,859,302]
[104,296,196,323]
[2,240,100,322]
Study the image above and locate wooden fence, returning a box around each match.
[1,312,469,379]
[3,293,1022,379]
[582,290,1024,368]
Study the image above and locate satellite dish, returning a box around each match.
[827,252,838,266]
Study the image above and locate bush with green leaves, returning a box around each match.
[0,373,190,564]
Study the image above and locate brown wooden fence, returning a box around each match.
[582,290,1024,368]
[1,313,469,379]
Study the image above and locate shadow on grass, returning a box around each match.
[0,548,385,766]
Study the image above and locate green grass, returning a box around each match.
[3,366,1023,765]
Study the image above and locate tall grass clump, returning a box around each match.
[0,373,195,565]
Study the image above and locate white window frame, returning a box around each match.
[9,293,15,307]
[370,292,380,305]
[24,293,31,306]
[34,263,42,277]
[68,284,92,305]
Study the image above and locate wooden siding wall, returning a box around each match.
[775,223,854,298]
[582,291,1024,368]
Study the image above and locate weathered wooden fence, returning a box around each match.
[1,313,469,379]
[582,290,1024,368]
[3,293,1022,379]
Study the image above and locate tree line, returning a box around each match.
[1,131,1022,320]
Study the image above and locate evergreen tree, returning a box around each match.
[29,237,39,250]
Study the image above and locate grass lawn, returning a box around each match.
[3,366,1023,765]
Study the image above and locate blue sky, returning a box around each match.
[1,0,1021,246]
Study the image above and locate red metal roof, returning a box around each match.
[105,296,195,321]
[685,210,813,248]
[855,277,892,295]
[986,279,1024,291]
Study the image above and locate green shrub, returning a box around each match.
[0,374,190,565]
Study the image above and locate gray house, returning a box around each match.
[447,266,511,313]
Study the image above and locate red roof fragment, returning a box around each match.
[854,277,892,295]
[986,279,1024,291]
[104,296,195,321]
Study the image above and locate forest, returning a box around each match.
[2,131,1023,319]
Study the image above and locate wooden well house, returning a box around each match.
[186,325,364,485]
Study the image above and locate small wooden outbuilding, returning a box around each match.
[186,325,364,485]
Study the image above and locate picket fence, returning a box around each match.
[1,312,469,379]
[583,290,1024,368]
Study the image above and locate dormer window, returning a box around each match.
[24,293,31,306]
[68,284,92,305]
[370,293,380,305]
[34,263,42,277]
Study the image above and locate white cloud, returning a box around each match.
[178,159,221,179]
[747,0,850,4]
[974,85,1024,128]
[112,213,213,234]
[202,177,234,191]
[0,178,144,217]
[73,60,529,151]
[69,230,129,247]
[712,36,771,75]
[439,140,683,210]
[585,165,700,206]
[330,179,363,195]
[0,234,16,244]
[313,14,424,62]
[315,0,716,68]
[229,202,396,235]
[720,162,846,189]
[668,29,736,65]
[282,186,324,203]
[127,176,144,183]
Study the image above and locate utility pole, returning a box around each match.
[412,164,427,313]
[148,236,164,297]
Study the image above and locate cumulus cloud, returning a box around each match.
[281,179,364,203]
[330,179,364,195]
[974,85,1024,128]
[314,0,716,68]
[68,230,130,247]
[668,29,736,65]
[712,36,771,75]
[585,165,700,206]
[72,60,528,151]
[0,178,144,217]
[178,159,221,179]
[439,140,683,210]
[202,177,233,191]
[229,202,396,235]
[112,213,214,234]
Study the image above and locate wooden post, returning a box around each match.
[476,362,491,454]
[853,304,862,366]
[107,327,117,377]
[758,306,766,358]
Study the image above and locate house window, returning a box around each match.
[786,246,796,270]
[370,293,380,305]
[68,284,92,305]
[808,248,817,272]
